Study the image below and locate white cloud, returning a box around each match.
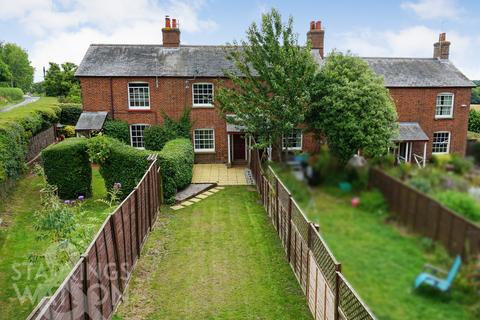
[332,26,480,79]
[401,0,463,20]
[0,0,217,80]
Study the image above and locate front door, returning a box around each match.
[233,134,246,161]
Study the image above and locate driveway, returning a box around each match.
[0,95,40,112]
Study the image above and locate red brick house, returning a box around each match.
[75,17,475,166]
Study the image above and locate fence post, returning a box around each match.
[157,167,163,205]
[82,255,90,320]
[275,177,279,232]
[134,188,141,257]
[146,172,152,231]
[335,265,342,320]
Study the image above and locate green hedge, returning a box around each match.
[157,138,194,204]
[0,97,60,183]
[144,125,175,151]
[0,87,24,102]
[42,138,92,199]
[103,119,130,145]
[87,136,149,198]
[59,103,82,125]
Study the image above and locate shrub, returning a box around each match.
[436,191,480,222]
[359,189,388,216]
[449,154,473,175]
[144,108,191,151]
[430,154,452,169]
[408,176,432,194]
[157,138,194,204]
[0,87,24,102]
[42,138,92,199]
[58,103,82,125]
[144,125,175,151]
[103,120,130,145]
[87,136,149,198]
[469,109,480,133]
[62,125,76,138]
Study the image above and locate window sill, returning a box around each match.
[434,116,453,120]
[194,150,216,154]
[282,148,302,151]
[432,151,449,155]
[192,105,214,109]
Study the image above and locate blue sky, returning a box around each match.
[0,0,478,81]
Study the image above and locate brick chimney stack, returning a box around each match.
[162,16,180,47]
[307,20,325,58]
[433,32,450,60]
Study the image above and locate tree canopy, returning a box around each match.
[306,52,398,162]
[216,8,320,160]
[472,80,480,104]
[44,62,80,100]
[0,42,34,91]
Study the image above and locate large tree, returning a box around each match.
[217,8,320,161]
[306,52,397,162]
[472,81,480,104]
[0,42,34,91]
[44,62,79,97]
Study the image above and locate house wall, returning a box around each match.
[80,77,470,163]
[389,87,470,157]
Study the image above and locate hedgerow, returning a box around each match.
[0,97,60,183]
[144,108,191,151]
[87,136,150,198]
[0,87,24,102]
[42,138,92,199]
[157,138,194,204]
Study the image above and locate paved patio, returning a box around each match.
[192,164,249,185]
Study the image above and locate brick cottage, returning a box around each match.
[75,17,475,166]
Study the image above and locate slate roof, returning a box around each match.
[363,57,475,88]
[76,44,474,88]
[392,122,429,142]
[75,111,108,131]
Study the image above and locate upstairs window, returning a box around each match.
[128,83,150,109]
[193,83,214,107]
[435,93,454,118]
[130,124,149,148]
[282,129,303,150]
[194,129,215,152]
[432,131,450,154]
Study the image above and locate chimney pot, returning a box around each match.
[433,32,450,60]
[165,16,171,28]
[163,15,180,47]
[172,18,177,28]
[439,32,446,41]
[315,21,321,30]
[310,21,315,30]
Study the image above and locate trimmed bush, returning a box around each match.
[157,138,194,204]
[42,138,92,199]
[0,87,24,102]
[103,120,130,145]
[87,136,149,198]
[62,125,76,138]
[144,125,175,151]
[58,103,82,125]
[469,109,480,133]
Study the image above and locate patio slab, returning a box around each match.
[191,164,251,185]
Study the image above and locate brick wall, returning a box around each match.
[81,76,231,163]
[81,77,470,163]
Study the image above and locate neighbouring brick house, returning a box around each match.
[75,17,475,166]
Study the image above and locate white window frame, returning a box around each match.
[128,82,150,110]
[193,128,215,153]
[130,124,150,149]
[192,83,214,108]
[432,131,451,154]
[282,129,303,151]
[435,93,454,119]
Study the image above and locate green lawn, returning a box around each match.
[115,186,311,320]
[0,97,24,110]
[0,96,58,119]
[0,168,111,320]
[272,165,477,320]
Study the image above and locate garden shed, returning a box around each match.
[75,111,108,137]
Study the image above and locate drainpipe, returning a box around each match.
[110,77,115,119]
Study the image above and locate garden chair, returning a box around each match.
[414,255,462,292]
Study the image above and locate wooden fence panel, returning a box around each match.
[371,168,480,258]
[26,126,56,162]
[29,159,160,320]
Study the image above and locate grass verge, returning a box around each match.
[115,186,311,320]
